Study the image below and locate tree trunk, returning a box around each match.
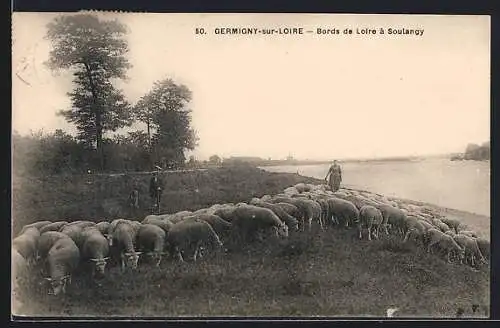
[84,63,105,171]
[146,120,151,146]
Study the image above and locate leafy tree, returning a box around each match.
[45,14,132,170]
[134,78,198,166]
[209,154,222,165]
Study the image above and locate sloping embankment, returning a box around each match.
[12,165,490,317]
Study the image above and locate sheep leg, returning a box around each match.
[193,247,199,262]
[358,227,363,240]
[368,228,372,241]
[427,240,436,253]
[447,252,452,263]
[120,254,126,272]
[319,216,324,231]
[403,231,410,242]
[176,249,184,262]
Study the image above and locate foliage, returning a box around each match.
[209,154,222,165]
[45,14,133,169]
[59,70,132,148]
[134,78,198,166]
[12,129,89,176]
[463,142,490,161]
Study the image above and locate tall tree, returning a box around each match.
[134,78,198,166]
[45,14,132,170]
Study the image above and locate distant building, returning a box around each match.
[222,156,265,165]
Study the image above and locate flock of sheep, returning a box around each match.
[12,183,490,302]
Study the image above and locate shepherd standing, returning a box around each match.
[149,167,164,214]
[325,160,342,192]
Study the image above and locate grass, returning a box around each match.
[12,165,490,318]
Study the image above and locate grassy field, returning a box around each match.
[12,165,490,318]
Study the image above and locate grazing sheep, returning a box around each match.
[109,219,130,233]
[183,213,233,238]
[326,197,360,228]
[81,228,110,278]
[12,248,28,310]
[314,198,330,224]
[141,216,174,234]
[95,222,111,236]
[271,197,315,231]
[453,234,487,267]
[402,215,423,236]
[358,205,384,240]
[213,206,237,222]
[274,202,301,219]
[60,224,86,249]
[166,220,224,262]
[432,219,451,233]
[294,183,312,193]
[20,221,52,234]
[37,231,70,262]
[12,247,28,279]
[109,222,142,271]
[12,227,40,265]
[231,204,289,242]
[249,199,299,232]
[45,237,80,296]
[440,217,462,234]
[168,211,194,224]
[403,220,427,245]
[260,194,273,202]
[284,186,300,195]
[475,238,490,261]
[425,228,465,263]
[417,219,434,232]
[137,224,166,267]
[377,205,406,236]
[39,221,68,234]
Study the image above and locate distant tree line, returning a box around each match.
[15,13,198,176]
[451,141,490,161]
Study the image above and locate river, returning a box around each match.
[262,158,490,217]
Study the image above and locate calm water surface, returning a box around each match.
[263,158,490,217]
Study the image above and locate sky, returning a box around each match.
[12,13,490,160]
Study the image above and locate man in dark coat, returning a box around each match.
[149,168,163,213]
[325,160,342,192]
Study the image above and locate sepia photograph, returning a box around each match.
[11,12,490,318]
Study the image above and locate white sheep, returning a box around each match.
[452,234,487,267]
[137,224,166,266]
[358,205,384,240]
[109,221,142,271]
[39,221,68,234]
[12,227,40,266]
[45,237,80,296]
[81,227,110,278]
[425,228,465,263]
[19,221,52,234]
[166,220,224,262]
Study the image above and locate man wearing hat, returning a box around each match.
[149,166,164,213]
